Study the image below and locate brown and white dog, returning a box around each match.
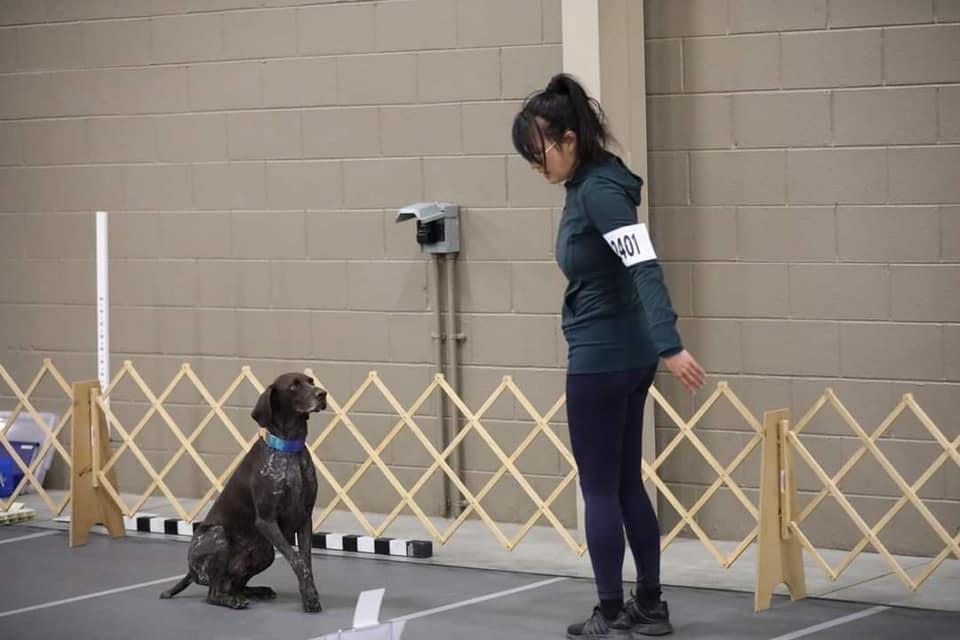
[161,372,326,612]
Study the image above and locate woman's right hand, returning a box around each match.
[663,350,706,392]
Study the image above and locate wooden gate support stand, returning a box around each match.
[755,409,806,611]
[69,380,124,547]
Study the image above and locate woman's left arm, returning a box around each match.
[582,178,706,390]
[581,178,683,358]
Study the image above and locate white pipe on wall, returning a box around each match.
[96,211,110,394]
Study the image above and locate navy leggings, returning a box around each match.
[566,365,661,601]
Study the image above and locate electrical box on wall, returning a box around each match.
[395,202,460,254]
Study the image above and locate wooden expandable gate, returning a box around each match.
[0,359,956,612]
[782,390,959,593]
[0,360,74,515]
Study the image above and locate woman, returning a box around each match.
[512,74,706,638]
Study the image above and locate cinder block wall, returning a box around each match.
[0,0,568,522]
[1,1,957,556]
[645,0,959,555]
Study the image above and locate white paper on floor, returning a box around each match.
[317,588,405,640]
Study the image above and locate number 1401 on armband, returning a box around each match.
[602,223,657,267]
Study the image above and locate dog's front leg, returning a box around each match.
[254,517,322,613]
[297,518,320,612]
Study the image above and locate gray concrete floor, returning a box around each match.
[2,523,958,640]
[18,490,959,612]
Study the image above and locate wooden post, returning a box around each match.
[755,409,806,611]
[70,380,124,547]
[778,416,806,603]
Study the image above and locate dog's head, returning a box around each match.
[251,372,327,433]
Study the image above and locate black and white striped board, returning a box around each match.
[55,513,433,559]
[126,514,195,536]
[52,512,192,535]
[310,532,432,558]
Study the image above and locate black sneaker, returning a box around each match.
[566,606,632,639]
[623,596,673,636]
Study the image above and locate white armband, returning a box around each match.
[603,223,656,266]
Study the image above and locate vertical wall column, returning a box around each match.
[561,1,658,534]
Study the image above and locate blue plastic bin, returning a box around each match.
[0,441,39,498]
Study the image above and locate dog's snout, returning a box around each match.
[313,387,327,411]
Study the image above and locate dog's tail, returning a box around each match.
[160,574,193,599]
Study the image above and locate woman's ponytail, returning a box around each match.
[512,73,614,167]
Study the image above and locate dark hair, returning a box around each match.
[511,73,614,168]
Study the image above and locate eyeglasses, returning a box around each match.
[530,140,559,170]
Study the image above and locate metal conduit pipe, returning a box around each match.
[445,253,467,515]
[432,254,453,519]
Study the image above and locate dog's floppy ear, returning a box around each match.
[252,384,275,430]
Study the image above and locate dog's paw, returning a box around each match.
[302,587,322,613]
[159,590,173,600]
[229,595,250,610]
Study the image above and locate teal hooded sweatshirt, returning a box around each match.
[557,154,683,374]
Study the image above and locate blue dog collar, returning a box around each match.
[265,433,306,453]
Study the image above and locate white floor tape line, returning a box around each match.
[306,576,567,640]
[0,530,58,545]
[391,576,568,623]
[767,605,890,640]
[0,575,183,619]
